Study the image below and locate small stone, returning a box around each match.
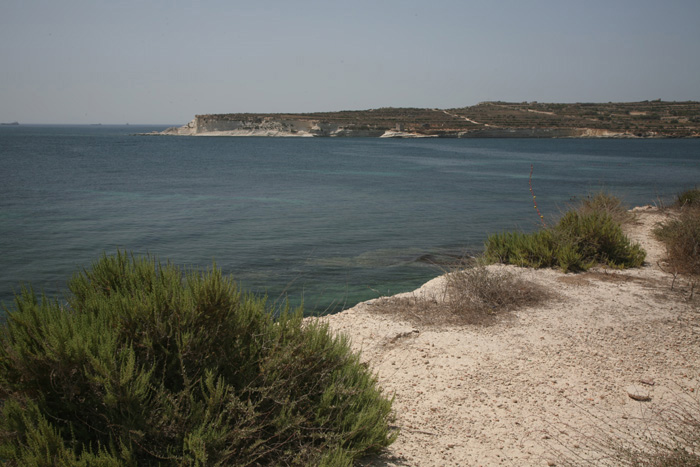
[626,384,651,402]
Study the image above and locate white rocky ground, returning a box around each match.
[317,207,700,466]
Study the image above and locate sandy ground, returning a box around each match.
[317,207,700,466]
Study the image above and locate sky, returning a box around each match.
[1,0,699,124]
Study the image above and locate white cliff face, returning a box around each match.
[190,117,311,136]
[156,116,387,137]
[160,119,197,135]
[577,128,639,138]
[380,130,438,138]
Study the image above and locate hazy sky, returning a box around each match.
[2,0,699,124]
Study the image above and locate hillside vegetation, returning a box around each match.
[195,101,700,138]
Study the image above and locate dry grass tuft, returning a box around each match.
[445,266,548,320]
[654,205,700,277]
[367,264,551,326]
[553,387,700,466]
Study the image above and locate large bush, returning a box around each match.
[485,207,645,273]
[0,252,395,466]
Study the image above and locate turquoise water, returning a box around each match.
[1,125,699,314]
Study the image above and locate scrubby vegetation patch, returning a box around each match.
[444,265,549,322]
[368,264,549,326]
[654,188,700,276]
[485,194,645,273]
[676,186,700,207]
[0,252,395,466]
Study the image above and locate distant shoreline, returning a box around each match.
[146,101,700,139]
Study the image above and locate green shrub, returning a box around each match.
[556,243,586,272]
[654,206,700,275]
[676,186,700,207]
[485,209,645,273]
[0,252,395,466]
[556,210,645,269]
[484,230,557,269]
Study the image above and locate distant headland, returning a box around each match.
[149,101,700,138]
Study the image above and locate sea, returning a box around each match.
[1,125,699,316]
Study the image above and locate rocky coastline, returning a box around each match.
[315,206,700,466]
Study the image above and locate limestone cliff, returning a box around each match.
[161,115,387,137]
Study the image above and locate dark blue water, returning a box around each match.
[1,125,699,314]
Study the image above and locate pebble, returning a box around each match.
[626,384,652,402]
